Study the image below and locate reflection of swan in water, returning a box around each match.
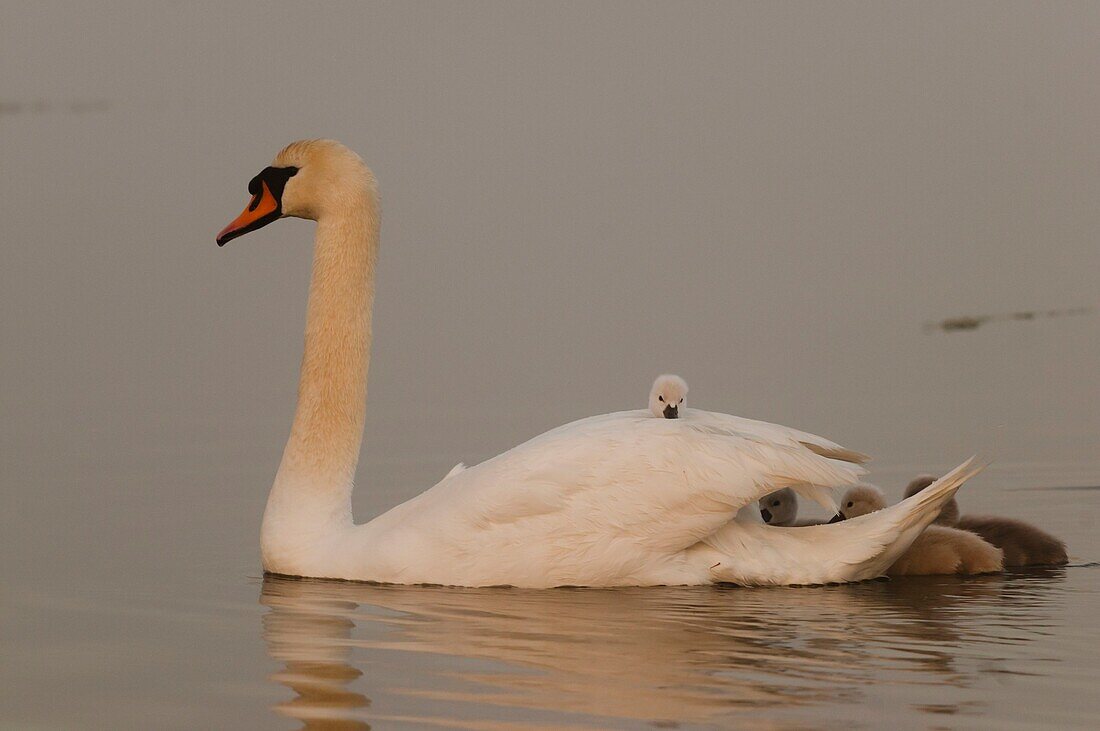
[259,570,1066,728]
[261,587,371,729]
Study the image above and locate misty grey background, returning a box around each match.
[2,2,1099,729]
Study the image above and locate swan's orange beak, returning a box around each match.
[217,180,280,246]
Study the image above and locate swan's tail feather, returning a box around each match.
[696,457,985,586]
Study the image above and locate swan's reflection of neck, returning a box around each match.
[261,581,370,730]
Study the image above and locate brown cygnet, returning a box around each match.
[905,475,1068,567]
[839,484,1004,576]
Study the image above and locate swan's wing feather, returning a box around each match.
[400,409,865,556]
[442,462,467,480]
[798,441,870,465]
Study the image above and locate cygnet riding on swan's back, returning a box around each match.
[649,375,688,419]
[837,484,1003,576]
[216,139,984,588]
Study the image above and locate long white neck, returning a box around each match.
[261,194,379,574]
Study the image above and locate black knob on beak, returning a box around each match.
[761,508,773,523]
[663,404,678,419]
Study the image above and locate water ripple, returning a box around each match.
[258,568,1087,729]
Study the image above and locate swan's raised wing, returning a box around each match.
[362,409,866,585]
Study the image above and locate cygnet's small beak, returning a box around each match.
[662,404,678,419]
[827,513,845,524]
[761,508,773,524]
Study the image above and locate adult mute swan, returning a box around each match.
[216,139,982,588]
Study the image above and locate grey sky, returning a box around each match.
[3,2,1098,503]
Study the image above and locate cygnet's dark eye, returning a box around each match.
[679,398,683,404]
[846,501,854,508]
[658,396,664,402]
[772,500,780,507]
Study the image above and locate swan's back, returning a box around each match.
[353,409,867,586]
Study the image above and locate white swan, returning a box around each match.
[216,139,983,588]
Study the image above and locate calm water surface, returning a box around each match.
[4,3,1100,729]
[4,452,1099,729]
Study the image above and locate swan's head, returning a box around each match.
[217,139,378,246]
[648,374,688,419]
[833,484,887,520]
[759,488,797,525]
[904,474,959,526]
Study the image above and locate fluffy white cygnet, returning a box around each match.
[648,374,688,419]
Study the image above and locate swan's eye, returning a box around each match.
[772,500,780,507]
[658,396,664,402]
[846,501,853,508]
[679,398,683,404]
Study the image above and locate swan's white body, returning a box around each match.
[224,140,982,588]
